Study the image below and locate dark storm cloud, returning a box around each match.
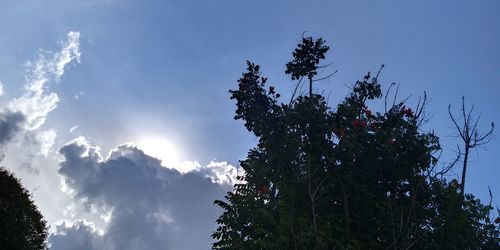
[49,221,100,250]
[0,111,26,145]
[50,137,233,250]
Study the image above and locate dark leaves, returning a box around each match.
[285,37,329,80]
[0,167,48,249]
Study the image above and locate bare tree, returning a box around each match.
[448,96,494,197]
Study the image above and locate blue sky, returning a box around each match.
[0,1,499,249]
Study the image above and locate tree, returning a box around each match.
[448,96,494,197]
[213,36,500,249]
[423,179,499,249]
[285,36,331,98]
[0,167,48,249]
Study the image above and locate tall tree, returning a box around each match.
[213,36,499,249]
[285,36,330,98]
[448,96,494,197]
[0,167,48,250]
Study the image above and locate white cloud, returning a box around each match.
[183,160,239,185]
[8,31,80,131]
[178,160,201,173]
[53,31,81,81]
[74,91,85,100]
[51,137,235,250]
[0,31,80,158]
[0,81,4,96]
[37,129,57,157]
[69,126,79,133]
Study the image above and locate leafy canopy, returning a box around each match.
[213,37,499,249]
[0,167,48,250]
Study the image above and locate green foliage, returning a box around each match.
[421,179,500,249]
[0,167,48,250]
[285,37,329,81]
[213,37,500,249]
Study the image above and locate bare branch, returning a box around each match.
[384,83,396,112]
[392,84,400,107]
[466,103,475,130]
[312,70,338,82]
[415,97,422,114]
[400,94,412,106]
[433,146,461,178]
[415,92,429,127]
[374,64,385,81]
[289,77,304,105]
[471,114,481,138]
[474,123,495,145]
[448,104,465,140]
[317,61,335,69]
[461,96,467,131]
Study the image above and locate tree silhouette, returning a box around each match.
[0,167,48,249]
[213,36,499,249]
[448,96,494,198]
[285,36,331,98]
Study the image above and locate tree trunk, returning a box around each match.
[309,77,313,98]
[460,144,470,198]
[340,181,351,242]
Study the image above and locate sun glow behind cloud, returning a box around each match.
[136,137,181,170]
[134,137,236,176]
